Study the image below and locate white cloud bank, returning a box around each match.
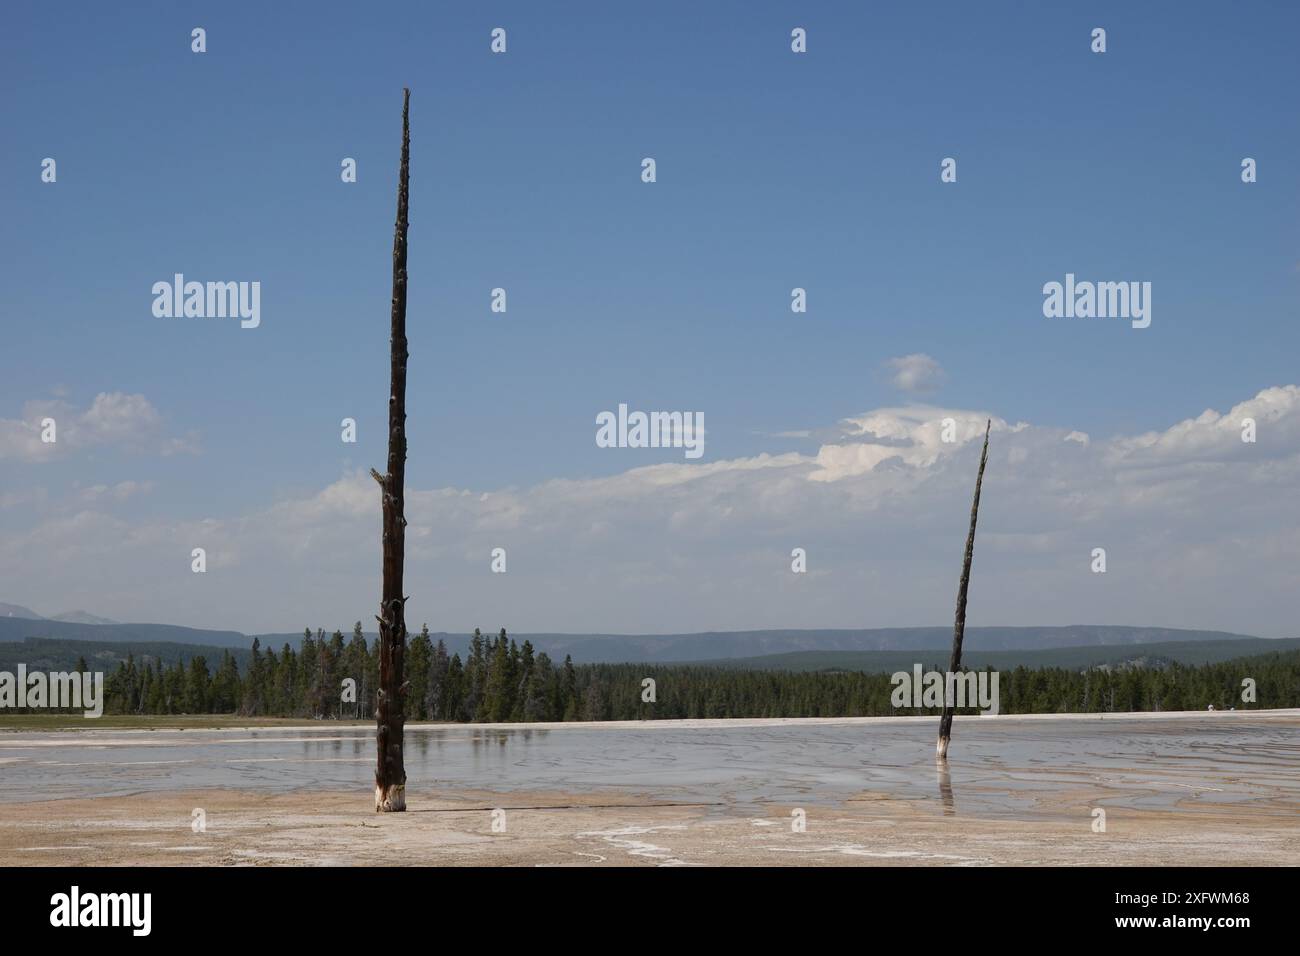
[2,386,1298,638]
[0,393,199,462]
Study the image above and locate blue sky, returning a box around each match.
[2,2,1298,635]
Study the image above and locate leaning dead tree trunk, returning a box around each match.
[936,418,990,760]
[371,88,411,812]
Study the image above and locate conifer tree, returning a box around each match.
[486,633,512,722]
[407,624,432,720]
[427,638,450,720]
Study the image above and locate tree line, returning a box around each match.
[88,627,1300,720]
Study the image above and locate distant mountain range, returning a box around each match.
[0,615,246,649]
[0,603,119,626]
[0,603,42,620]
[0,606,1280,664]
[481,626,1271,663]
[693,638,1300,673]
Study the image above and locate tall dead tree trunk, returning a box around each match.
[372,88,411,812]
[936,418,990,760]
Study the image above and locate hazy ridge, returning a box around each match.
[5,636,1299,677]
[0,614,1271,661]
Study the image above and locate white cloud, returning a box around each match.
[886,353,945,393]
[0,393,197,462]
[79,392,161,442]
[1106,386,1300,467]
[812,406,998,480]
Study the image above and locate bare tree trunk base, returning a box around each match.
[375,783,406,812]
[936,735,950,759]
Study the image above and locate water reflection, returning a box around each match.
[936,759,955,815]
[1,718,1296,822]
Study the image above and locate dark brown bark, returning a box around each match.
[936,418,990,760]
[372,88,411,811]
